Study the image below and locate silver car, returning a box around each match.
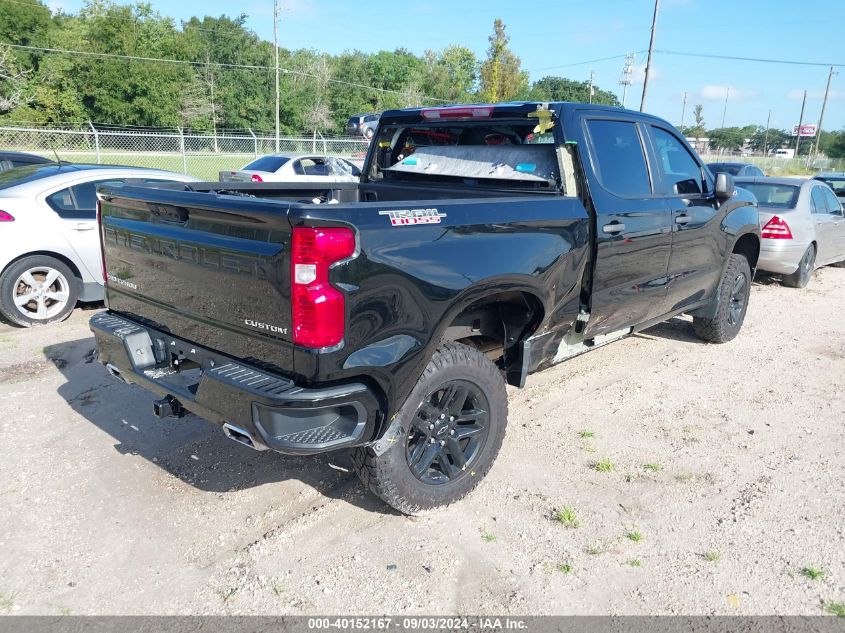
[736,177,845,288]
[0,164,197,326]
[219,154,361,183]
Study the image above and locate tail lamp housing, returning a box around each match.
[761,216,793,239]
[291,227,355,348]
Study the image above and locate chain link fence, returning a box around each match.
[0,124,370,179]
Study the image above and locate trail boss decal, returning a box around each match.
[379,208,446,226]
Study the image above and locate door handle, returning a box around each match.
[675,214,691,225]
[602,222,625,234]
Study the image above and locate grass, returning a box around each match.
[480,529,497,543]
[800,566,825,581]
[552,506,579,528]
[557,563,573,574]
[643,463,662,472]
[593,458,614,473]
[626,530,644,543]
[825,601,845,617]
[587,544,607,556]
[219,587,238,604]
[271,580,284,596]
[627,559,642,567]
[0,592,18,613]
[702,550,721,563]
[578,430,595,438]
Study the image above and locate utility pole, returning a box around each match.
[721,87,729,128]
[814,66,837,156]
[763,109,771,156]
[640,0,660,112]
[680,91,687,128]
[619,53,634,108]
[794,89,807,157]
[273,0,281,153]
[588,69,595,104]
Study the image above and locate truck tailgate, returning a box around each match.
[98,186,295,370]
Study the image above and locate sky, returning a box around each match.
[50,0,845,132]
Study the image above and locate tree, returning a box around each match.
[479,19,528,102]
[749,127,790,155]
[529,76,619,106]
[707,127,745,151]
[689,104,706,137]
[0,44,32,113]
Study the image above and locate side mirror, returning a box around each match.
[715,172,735,201]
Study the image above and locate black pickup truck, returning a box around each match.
[91,102,759,514]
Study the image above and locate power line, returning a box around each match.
[1,43,453,103]
[657,49,845,68]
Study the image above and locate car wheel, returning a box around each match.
[693,253,751,344]
[830,257,845,268]
[782,245,815,288]
[364,128,374,140]
[351,342,507,515]
[0,255,79,327]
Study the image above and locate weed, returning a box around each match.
[594,458,614,472]
[579,430,595,438]
[0,592,18,613]
[626,530,643,542]
[220,587,238,604]
[480,529,496,543]
[557,563,573,574]
[825,601,845,617]
[702,551,721,563]
[583,444,597,453]
[627,559,642,567]
[271,580,284,596]
[801,567,824,581]
[553,506,579,528]
[587,543,606,556]
[644,463,662,472]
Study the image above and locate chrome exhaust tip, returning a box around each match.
[222,423,267,451]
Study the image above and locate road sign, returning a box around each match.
[791,124,817,137]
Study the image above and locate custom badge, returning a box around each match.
[379,208,447,226]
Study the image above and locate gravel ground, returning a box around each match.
[0,269,844,616]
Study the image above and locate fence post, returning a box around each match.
[88,121,100,164]
[178,127,188,175]
[248,128,258,157]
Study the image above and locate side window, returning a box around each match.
[821,186,843,215]
[292,160,305,176]
[46,179,123,220]
[753,166,765,177]
[651,126,703,195]
[810,187,826,214]
[585,119,651,198]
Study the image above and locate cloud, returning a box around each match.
[631,64,659,86]
[700,85,753,100]
[788,88,844,100]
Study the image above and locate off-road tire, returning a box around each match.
[693,253,751,344]
[782,245,815,288]
[0,255,78,327]
[351,342,508,515]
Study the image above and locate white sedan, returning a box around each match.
[0,163,197,326]
[219,154,361,183]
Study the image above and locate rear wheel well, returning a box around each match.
[732,233,760,271]
[442,291,544,383]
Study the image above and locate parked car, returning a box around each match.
[707,162,765,178]
[812,172,845,203]
[0,164,197,327]
[219,154,360,183]
[0,151,52,172]
[346,113,380,139]
[736,177,845,287]
[92,102,759,514]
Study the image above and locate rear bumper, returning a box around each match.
[758,239,810,275]
[90,312,380,455]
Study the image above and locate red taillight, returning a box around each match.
[291,227,355,348]
[0,210,14,222]
[761,215,793,239]
[251,174,263,182]
[421,106,493,120]
[96,200,107,284]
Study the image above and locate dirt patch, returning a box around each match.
[1,269,845,616]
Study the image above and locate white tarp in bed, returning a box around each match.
[384,144,558,182]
